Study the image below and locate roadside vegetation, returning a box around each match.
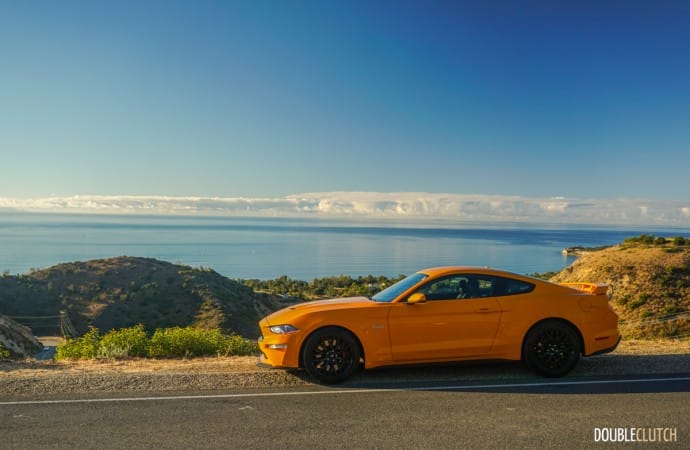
[622,233,689,251]
[529,271,559,280]
[238,274,406,300]
[0,343,10,359]
[55,324,258,360]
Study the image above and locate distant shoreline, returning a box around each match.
[562,245,613,256]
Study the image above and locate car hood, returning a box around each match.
[262,296,372,325]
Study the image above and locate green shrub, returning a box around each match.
[97,324,148,359]
[623,234,675,247]
[0,343,10,359]
[149,327,212,357]
[220,334,258,356]
[55,326,258,360]
[529,271,559,280]
[673,236,687,246]
[628,293,649,310]
[55,327,101,360]
[624,234,656,245]
[639,309,653,319]
[148,326,257,357]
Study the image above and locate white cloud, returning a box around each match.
[0,192,689,227]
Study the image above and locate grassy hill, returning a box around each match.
[0,257,287,339]
[550,236,690,338]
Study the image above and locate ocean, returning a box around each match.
[0,212,686,280]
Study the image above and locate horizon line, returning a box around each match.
[1,192,689,228]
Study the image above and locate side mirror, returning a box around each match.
[407,292,427,304]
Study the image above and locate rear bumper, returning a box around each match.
[587,334,621,357]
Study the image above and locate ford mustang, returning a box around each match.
[258,267,620,383]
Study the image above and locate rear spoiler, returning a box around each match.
[560,282,610,296]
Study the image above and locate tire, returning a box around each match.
[523,320,581,377]
[301,327,361,384]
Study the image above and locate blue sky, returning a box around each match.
[1,1,689,205]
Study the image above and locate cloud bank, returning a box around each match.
[1,192,689,227]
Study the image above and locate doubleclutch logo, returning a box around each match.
[594,427,677,443]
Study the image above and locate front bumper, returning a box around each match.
[257,329,301,369]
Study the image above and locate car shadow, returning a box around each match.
[333,353,690,395]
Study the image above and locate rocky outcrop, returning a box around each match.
[0,314,43,357]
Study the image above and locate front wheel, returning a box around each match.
[302,327,361,384]
[523,321,581,377]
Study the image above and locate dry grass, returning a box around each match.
[0,355,259,378]
[614,338,690,355]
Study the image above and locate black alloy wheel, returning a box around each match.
[523,320,581,377]
[302,327,361,384]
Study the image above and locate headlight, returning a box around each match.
[269,324,299,334]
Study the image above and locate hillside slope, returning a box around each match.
[0,257,287,339]
[550,242,689,338]
[0,314,43,357]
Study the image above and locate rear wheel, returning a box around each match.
[302,327,360,384]
[523,321,580,377]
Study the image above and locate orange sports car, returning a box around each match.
[258,267,620,383]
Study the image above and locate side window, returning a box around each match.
[464,275,495,298]
[459,275,533,298]
[412,274,533,300]
[492,276,535,296]
[416,275,468,301]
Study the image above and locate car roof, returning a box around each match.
[418,266,533,280]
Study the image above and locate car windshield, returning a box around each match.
[371,272,428,302]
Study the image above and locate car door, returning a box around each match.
[387,274,502,362]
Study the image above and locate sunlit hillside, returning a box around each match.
[551,236,690,339]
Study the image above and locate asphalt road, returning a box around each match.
[33,346,56,361]
[1,375,689,449]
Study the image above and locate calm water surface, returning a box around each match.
[1,213,685,279]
